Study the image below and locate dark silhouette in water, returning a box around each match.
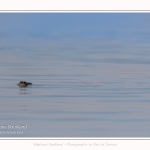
[18,81,32,87]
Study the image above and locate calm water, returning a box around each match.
[0,46,150,137]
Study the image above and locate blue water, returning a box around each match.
[0,47,150,137]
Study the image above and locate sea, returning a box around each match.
[0,43,150,137]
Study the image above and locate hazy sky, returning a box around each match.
[0,13,150,51]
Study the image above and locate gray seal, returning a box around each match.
[18,81,32,87]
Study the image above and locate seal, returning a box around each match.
[18,81,32,87]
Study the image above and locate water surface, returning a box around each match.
[0,46,150,137]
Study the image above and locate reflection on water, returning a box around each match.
[0,47,150,137]
[19,88,32,95]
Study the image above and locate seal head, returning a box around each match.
[18,81,32,87]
